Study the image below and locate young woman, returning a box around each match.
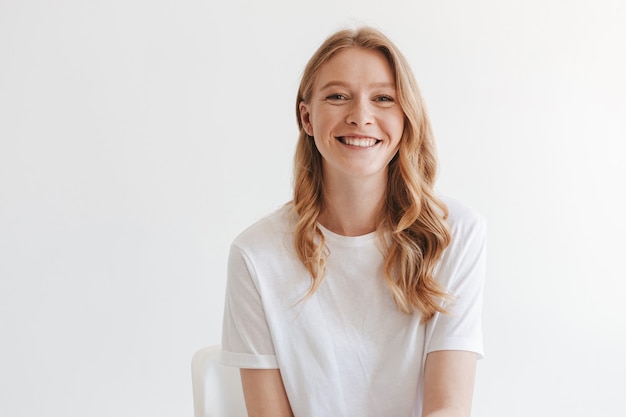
[221,27,486,417]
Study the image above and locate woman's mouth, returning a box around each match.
[337,136,380,148]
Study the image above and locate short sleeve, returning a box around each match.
[220,244,279,369]
[426,212,487,358]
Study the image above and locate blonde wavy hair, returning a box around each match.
[292,27,451,320]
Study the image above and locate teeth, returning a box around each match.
[342,137,378,147]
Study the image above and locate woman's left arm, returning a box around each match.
[422,350,478,417]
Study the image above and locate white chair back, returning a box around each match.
[191,345,247,417]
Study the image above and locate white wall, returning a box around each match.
[1,0,624,416]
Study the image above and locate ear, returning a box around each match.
[299,102,314,136]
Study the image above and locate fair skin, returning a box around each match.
[300,47,404,235]
[241,351,476,417]
[241,47,477,416]
[240,369,294,417]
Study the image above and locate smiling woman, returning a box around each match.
[299,47,405,186]
[220,27,486,417]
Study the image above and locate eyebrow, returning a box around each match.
[318,81,396,90]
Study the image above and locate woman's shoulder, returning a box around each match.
[231,203,294,251]
[440,195,486,237]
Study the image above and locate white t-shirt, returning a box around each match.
[221,196,486,417]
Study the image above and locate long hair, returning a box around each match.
[292,27,451,320]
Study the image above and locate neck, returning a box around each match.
[319,172,387,236]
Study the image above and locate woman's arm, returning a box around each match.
[240,368,294,417]
[422,350,478,417]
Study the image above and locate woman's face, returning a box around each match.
[299,47,405,182]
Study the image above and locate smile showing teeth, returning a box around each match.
[339,136,379,147]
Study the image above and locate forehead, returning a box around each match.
[313,47,396,89]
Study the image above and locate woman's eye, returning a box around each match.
[376,95,395,102]
[327,93,346,100]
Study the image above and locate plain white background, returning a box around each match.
[1,0,625,416]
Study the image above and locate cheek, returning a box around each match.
[312,136,330,158]
[312,112,336,136]
[388,114,405,142]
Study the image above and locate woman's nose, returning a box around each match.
[345,98,374,126]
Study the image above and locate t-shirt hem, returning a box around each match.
[428,337,484,360]
[220,350,279,369]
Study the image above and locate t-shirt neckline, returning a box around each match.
[316,223,378,246]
